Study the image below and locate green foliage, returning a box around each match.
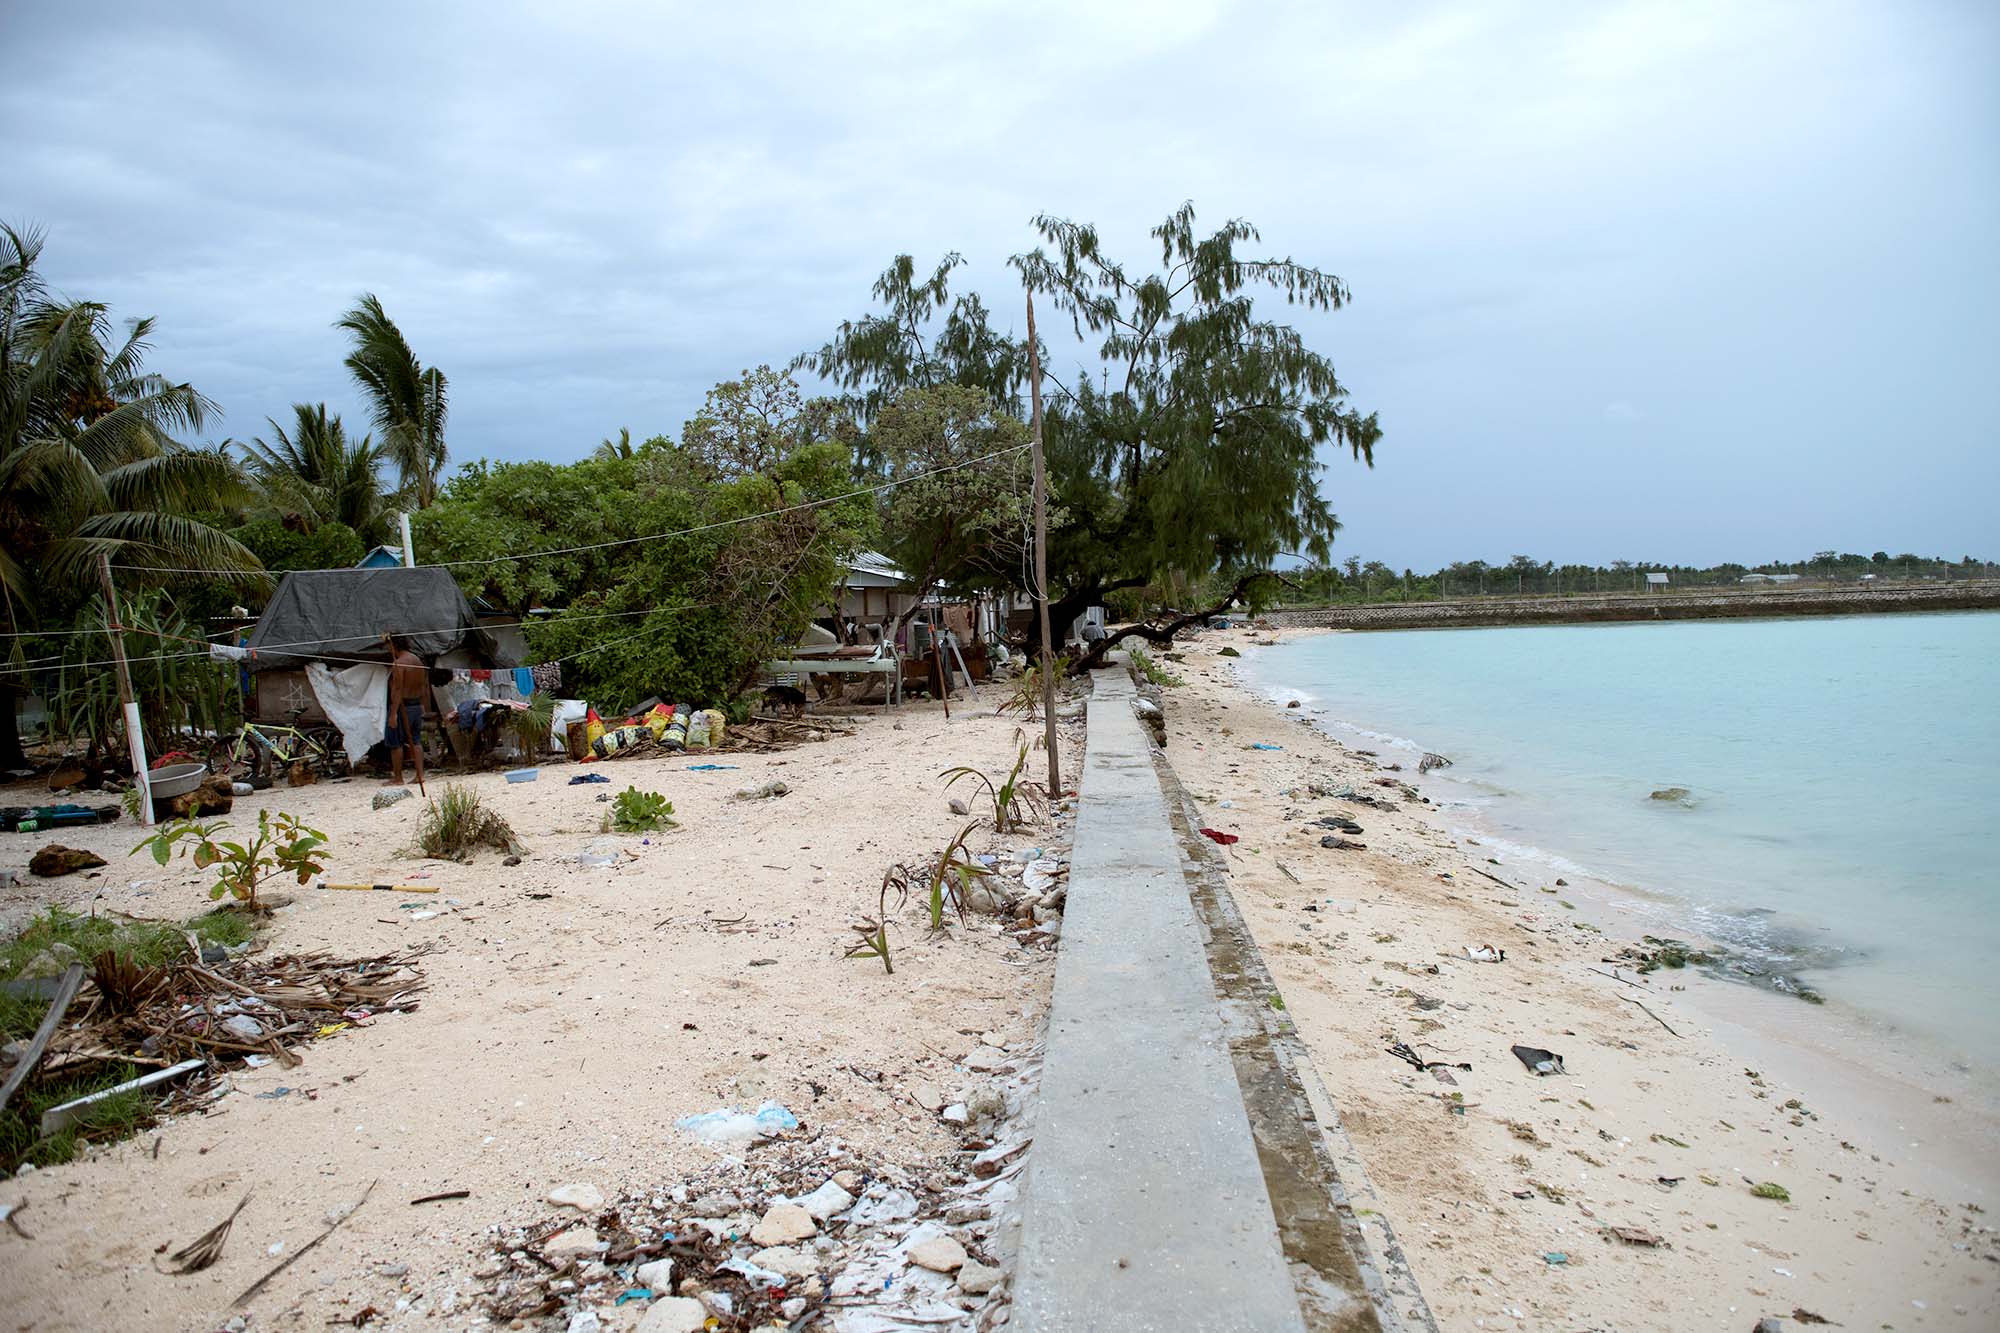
[0,906,251,1006]
[237,402,390,542]
[417,783,521,860]
[509,692,557,758]
[1,222,265,762]
[1129,647,1183,687]
[136,810,327,909]
[1,1060,151,1172]
[606,786,676,833]
[420,368,873,709]
[1751,1181,1790,1202]
[803,206,1380,635]
[995,664,1045,720]
[230,517,366,575]
[43,587,238,751]
[846,870,907,974]
[867,384,1033,618]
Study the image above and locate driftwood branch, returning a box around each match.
[1619,993,1681,1037]
[232,1178,377,1307]
[0,963,84,1121]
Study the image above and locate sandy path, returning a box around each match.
[1154,628,1996,1331]
[0,688,1065,1331]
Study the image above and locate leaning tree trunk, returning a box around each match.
[1066,572,1283,675]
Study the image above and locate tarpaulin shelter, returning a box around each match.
[245,567,508,672]
[239,569,515,748]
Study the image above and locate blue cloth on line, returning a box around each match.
[513,667,535,696]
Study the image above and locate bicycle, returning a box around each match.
[207,709,348,781]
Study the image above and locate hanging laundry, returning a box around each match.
[470,668,492,682]
[531,662,562,692]
[513,667,535,696]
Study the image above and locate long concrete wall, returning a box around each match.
[1266,580,2000,631]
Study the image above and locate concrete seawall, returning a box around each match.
[1265,580,2000,632]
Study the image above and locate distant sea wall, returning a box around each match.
[1265,581,2000,631]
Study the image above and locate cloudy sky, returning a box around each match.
[5,1,1994,569]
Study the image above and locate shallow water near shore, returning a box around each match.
[1239,610,2000,1074]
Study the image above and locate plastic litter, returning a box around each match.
[503,768,539,784]
[732,781,790,801]
[674,1100,799,1143]
[685,764,737,772]
[568,773,609,785]
[1463,945,1505,962]
[1511,1044,1567,1076]
[1250,742,1283,751]
[1199,828,1239,846]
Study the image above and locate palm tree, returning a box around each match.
[592,426,633,461]
[239,402,389,541]
[335,293,448,508]
[0,221,264,765]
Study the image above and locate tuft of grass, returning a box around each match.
[995,664,1046,720]
[0,1061,153,1173]
[1,906,251,991]
[418,783,523,860]
[1129,647,1184,688]
[1751,1181,1791,1202]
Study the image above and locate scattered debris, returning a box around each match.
[160,1193,250,1274]
[1462,945,1505,962]
[674,1101,800,1143]
[1605,1224,1666,1247]
[1319,835,1366,850]
[371,787,413,810]
[1751,1181,1792,1202]
[1387,1043,1470,1074]
[1418,752,1452,774]
[1198,828,1239,846]
[28,844,107,877]
[232,1178,376,1308]
[1511,1045,1567,1076]
[732,780,790,801]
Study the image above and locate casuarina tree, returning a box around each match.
[800,204,1379,664]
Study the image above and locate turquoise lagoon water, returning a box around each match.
[1239,611,2000,1069]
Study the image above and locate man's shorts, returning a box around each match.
[385,699,423,749]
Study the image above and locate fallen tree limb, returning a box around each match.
[1068,571,1294,676]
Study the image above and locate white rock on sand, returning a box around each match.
[907,1233,967,1272]
[793,1179,855,1221]
[635,1296,706,1333]
[546,1182,604,1211]
[748,1202,816,1246]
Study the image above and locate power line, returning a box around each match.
[108,443,1032,579]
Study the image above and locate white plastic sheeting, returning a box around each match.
[305,662,390,764]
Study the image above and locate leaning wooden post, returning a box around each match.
[1025,291,1061,795]
[96,553,154,825]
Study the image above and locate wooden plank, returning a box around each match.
[0,963,85,1121]
[39,1058,206,1136]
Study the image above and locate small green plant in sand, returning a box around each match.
[878,821,994,939]
[0,1060,152,1171]
[1129,646,1183,688]
[1750,1181,1790,1202]
[135,811,327,912]
[996,663,1045,720]
[941,743,1047,834]
[845,873,908,975]
[418,783,523,860]
[605,786,676,833]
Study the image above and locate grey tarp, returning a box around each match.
[245,567,508,671]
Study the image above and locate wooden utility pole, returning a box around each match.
[1025,292,1060,795]
[96,554,154,825]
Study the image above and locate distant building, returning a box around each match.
[1739,573,1802,585]
[355,544,406,569]
[1645,572,1670,591]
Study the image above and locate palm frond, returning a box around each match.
[47,511,269,588]
[100,448,246,514]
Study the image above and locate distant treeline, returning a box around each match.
[1277,551,1997,605]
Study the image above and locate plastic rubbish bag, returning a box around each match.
[674,1100,799,1143]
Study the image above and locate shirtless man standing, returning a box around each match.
[383,634,428,788]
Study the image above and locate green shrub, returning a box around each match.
[606,787,676,833]
[418,784,523,860]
